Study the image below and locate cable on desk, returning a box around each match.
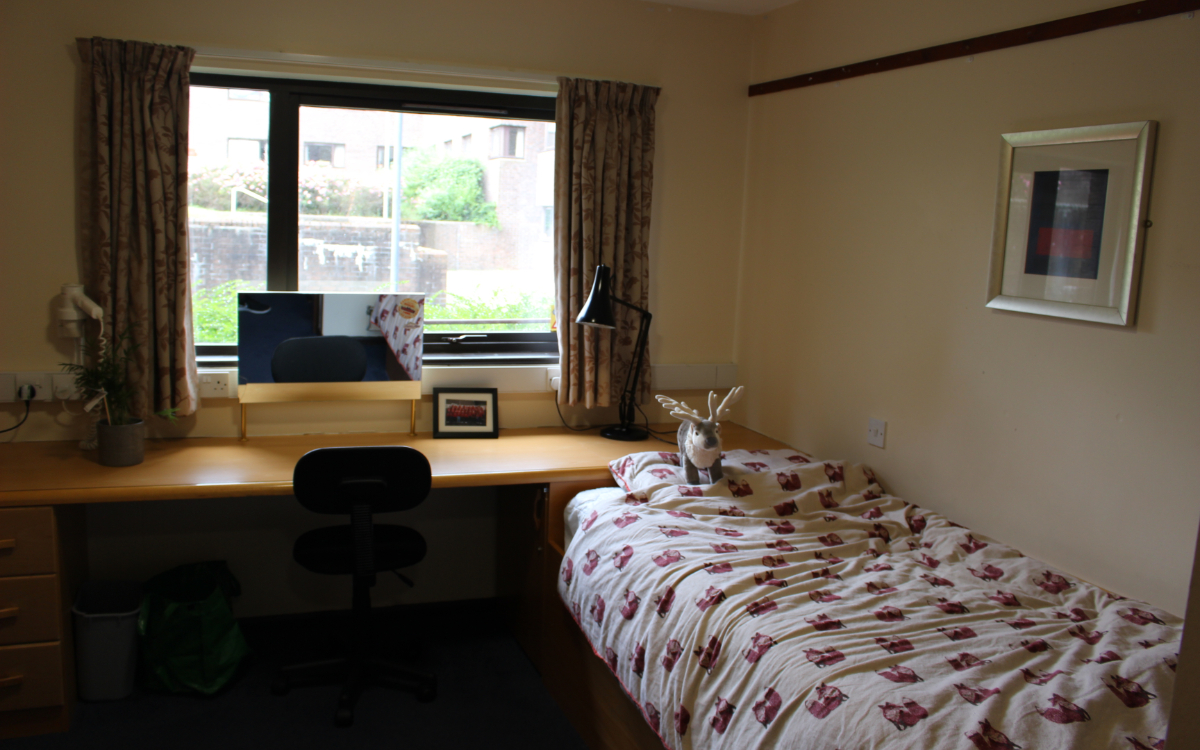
[555,397,602,432]
[636,402,679,445]
[1,399,32,434]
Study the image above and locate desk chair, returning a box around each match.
[271,335,367,383]
[273,446,437,727]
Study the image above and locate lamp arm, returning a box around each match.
[609,295,650,318]
[611,295,652,429]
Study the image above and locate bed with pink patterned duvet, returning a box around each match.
[557,449,1180,750]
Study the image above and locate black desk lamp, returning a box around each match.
[575,264,652,441]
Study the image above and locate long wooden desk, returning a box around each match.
[0,424,783,507]
[0,424,790,742]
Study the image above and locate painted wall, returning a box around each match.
[0,0,753,442]
[738,0,1200,615]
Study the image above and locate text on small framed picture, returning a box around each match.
[432,387,499,439]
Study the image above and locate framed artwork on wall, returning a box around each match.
[985,121,1157,326]
[432,387,499,439]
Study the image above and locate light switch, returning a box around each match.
[867,418,886,448]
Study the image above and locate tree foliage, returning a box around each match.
[425,288,552,332]
[192,280,264,344]
[402,151,499,228]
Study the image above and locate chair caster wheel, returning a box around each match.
[416,682,437,703]
[335,707,354,727]
[271,677,290,696]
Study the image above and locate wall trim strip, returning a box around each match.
[749,0,1199,97]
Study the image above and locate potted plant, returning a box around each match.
[61,331,149,466]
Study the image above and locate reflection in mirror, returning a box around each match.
[237,292,424,384]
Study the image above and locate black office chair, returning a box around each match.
[272,446,437,727]
[271,336,368,383]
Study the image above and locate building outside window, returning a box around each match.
[490,124,525,159]
[304,142,346,167]
[228,88,268,102]
[228,138,267,163]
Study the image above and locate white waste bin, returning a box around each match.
[72,581,142,701]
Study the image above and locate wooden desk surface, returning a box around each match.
[0,424,790,507]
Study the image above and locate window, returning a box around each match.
[228,138,267,163]
[188,74,558,365]
[304,142,345,167]
[490,124,525,159]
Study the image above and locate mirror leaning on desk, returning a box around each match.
[235,291,425,440]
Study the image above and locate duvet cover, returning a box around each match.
[557,449,1180,750]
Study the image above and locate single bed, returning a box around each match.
[555,448,1181,749]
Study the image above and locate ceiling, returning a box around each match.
[643,0,796,16]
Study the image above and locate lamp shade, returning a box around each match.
[575,264,617,329]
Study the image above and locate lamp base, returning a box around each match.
[600,424,649,442]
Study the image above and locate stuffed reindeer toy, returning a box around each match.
[656,387,744,484]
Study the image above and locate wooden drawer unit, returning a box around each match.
[0,641,65,711]
[0,575,61,646]
[0,507,58,577]
[0,505,84,739]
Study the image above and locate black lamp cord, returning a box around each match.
[635,401,680,444]
[555,397,597,432]
[0,398,32,434]
[552,383,677,445]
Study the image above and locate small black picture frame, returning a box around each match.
[432,388,499,439]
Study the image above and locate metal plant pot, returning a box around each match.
[97,420,145,467]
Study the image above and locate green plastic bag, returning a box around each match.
[137,561,251,695]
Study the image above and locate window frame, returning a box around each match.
[189,73,559,367]
[490,124,526,159]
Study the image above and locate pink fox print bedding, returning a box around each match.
[558,449,1180,750]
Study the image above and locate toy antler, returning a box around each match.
[712,386,744,422]
[656,394,705,425]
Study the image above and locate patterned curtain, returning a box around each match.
[554,77,659,408]
[77,37,199,418]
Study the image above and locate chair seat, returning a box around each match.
[294,524,427,575]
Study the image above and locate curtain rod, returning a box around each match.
[191,46,559,93]
[749,0,1199,97]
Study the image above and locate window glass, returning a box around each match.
[295,107,553,330]
[188,86,269,345]
[187,76,557,353]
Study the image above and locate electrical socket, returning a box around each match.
[199,371,231,399]
[545,366,562,392]
[0,374,15,402]
[867,418,886,448]
[15,373,52,402]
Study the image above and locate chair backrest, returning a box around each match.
[271,336,367,383]
[293,446,432,515]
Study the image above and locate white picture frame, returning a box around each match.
[985,121,1157,326]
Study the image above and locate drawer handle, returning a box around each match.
[0,539,15,551]
[0,606,17,620]
[0,673,23,689]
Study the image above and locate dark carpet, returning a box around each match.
[9,599,588,750]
